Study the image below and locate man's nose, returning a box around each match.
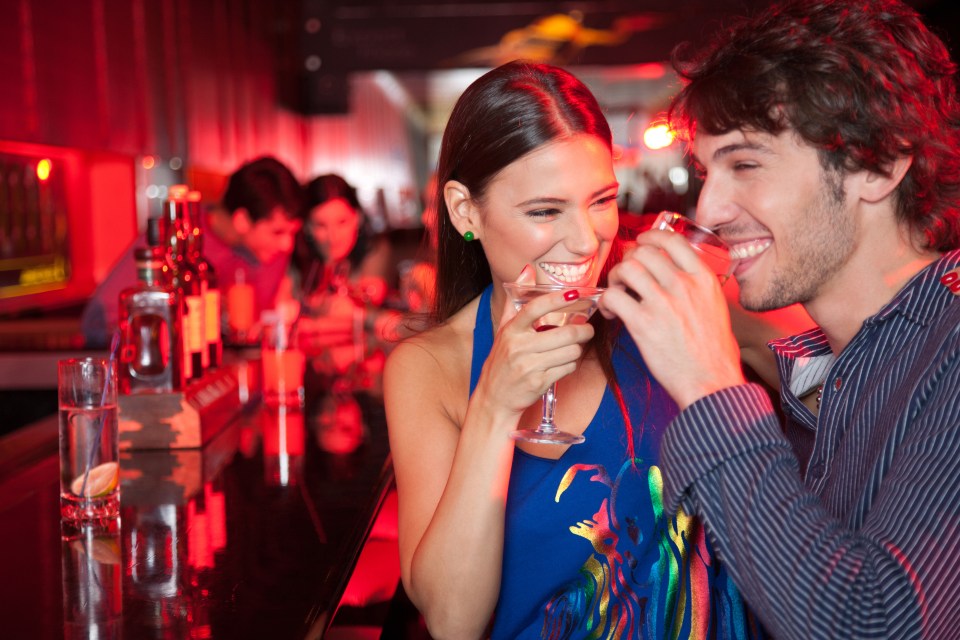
[694,175,732,230]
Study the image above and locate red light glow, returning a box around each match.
[36,158,52,181]
[169,184,189,201]
[141,156,155,170]
[643,124,675,150]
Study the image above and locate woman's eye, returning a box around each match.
[527,208,560,218]
[594,195,618,207]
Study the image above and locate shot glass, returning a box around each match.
[261,314,305,409]
[652,211,738,283]
[58,357,121,525]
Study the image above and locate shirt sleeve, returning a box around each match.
[659,381,960,639]
[80,243,138,348]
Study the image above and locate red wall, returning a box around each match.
[0,0,422,311]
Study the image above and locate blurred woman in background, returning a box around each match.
[290,173,400,385]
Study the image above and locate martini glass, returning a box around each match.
[652,211,738,282]
[501,282,605,445]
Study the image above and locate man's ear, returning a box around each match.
[232,208,253,235]
[859,154,913,204]
[444,180,481,241]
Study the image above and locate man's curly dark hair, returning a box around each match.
[669,0,960,251]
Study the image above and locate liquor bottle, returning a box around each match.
[162,189,205,382]
[186,190,222,369]
[117,240,185,394]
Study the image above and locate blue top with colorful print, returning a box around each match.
[471,284,763,640]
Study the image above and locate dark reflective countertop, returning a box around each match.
[0,357,393,639]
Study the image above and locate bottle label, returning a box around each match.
[197,284,210,369]
[182,307,194,380]
[206,290,221,342]
[185,295,205,353]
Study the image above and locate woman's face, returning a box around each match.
[473,134,619,287]
[308,197,361,262]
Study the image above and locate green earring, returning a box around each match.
[463,230,475,242]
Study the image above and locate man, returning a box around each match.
[600,1,960,638]
[81,156,303,346]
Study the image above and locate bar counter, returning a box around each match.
[0,353,394,639]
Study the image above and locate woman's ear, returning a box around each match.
[859,154,913,204]
[231,208,253,236]
[444,180,480,240]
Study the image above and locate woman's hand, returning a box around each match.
[295,304,355,354]
[472,267,595,425]
[354,275,388,306]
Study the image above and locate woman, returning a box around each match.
[290,174,400,378]
[384,61,763,639]
[291,173,391,310]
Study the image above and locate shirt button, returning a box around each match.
[833,377,842,391]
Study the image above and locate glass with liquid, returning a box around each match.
[261,314,305,409]
[58,358,120,525]
[652,211,738,283]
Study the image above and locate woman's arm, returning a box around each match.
[384,291,594,639]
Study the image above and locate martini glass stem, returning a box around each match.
[538,382,558,433]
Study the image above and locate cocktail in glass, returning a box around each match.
[501,283,605,445]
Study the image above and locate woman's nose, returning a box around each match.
[566,209,601,255]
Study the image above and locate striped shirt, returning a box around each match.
[659,249,960,639]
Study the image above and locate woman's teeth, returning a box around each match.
[729,240,772,260]
[539,261,590,283]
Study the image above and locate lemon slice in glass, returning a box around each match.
[71,461,120,498]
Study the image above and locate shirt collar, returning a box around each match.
[770,249,960,361]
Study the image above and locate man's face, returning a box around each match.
[692,128,857,312]
[243,206,302,264]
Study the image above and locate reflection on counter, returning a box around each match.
[315,391,366,456]
[260,405,305,487]
[61,523,123,640]
[0,342,394,638]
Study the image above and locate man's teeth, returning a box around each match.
[539,261,590,283]
[729,240,772,260]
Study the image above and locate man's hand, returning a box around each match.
[599,229,745,409]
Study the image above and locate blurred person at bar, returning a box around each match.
[289,173,401,376]
[202,156,304,338]
[384,60,764,640]
[600,1,960,638]
[81,156,303,347]
[398,171,439,317]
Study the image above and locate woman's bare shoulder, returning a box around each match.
[384,298,479,410]
[388,300,477,370]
